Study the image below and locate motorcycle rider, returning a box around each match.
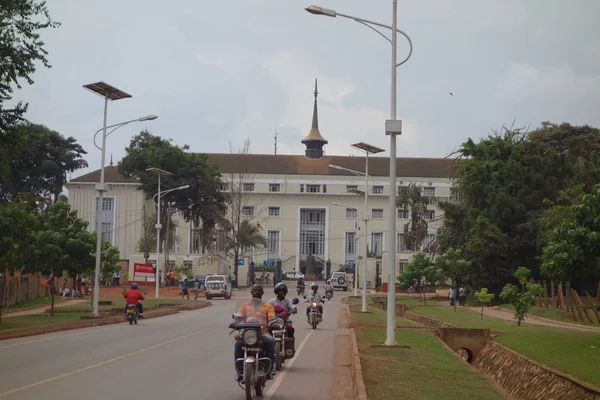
[268,283,296,338]
[296,277,305,294]
[325,280,333,298]
[234,284,277,381]
[123,282,145,317]
[306,282,324,321]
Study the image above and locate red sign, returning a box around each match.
[133,263,155,278]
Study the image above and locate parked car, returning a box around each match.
[330,271,349,291]
[284,271,304,280]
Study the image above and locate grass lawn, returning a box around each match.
[350,305,421,327]
[0,313,87,331]
[4,296,66,312]
[503,304,599,326]
[349,307,505,400]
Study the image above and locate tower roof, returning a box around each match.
[301,79,328,144]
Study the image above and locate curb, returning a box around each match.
[0,303,211,341]
[349,328,368,400]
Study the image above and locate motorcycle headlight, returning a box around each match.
[243,330,258,346]
[275,317,284,330]
[312,303,317,307]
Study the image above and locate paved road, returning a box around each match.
[0,291,343,400]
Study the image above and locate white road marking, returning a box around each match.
[0,327,216,398]
[264,308,329,400]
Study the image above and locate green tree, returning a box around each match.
[99,241,120,282]
[397,183,429,251]
[541,185,600,283]
[435,247,471,311]
[474,288,495,320]
[499,267,543,326]
[0,0,60,175]
[0,124,88,204]
[0,201,40,321]
[222,219,266,281]
[397,253,441,305]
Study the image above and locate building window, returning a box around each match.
[95,196,115,245]
[423,186,435,196]
[399,259,409,273]
[370,232,384,257]
[346,185,358,192]
[397,209,409,219]
[183,260,193,270]
[322,184,327,193]
[372,209,383,219]
[422,233,436,250]
[372,186,384,194]
[306,184,320,193]
[243,183,255,192]
[242,206,254,216]
[267,230,280,259]
[345,231,356,265]
[300,184,304,193]
[269,184,281,192]
[166,227,177,253]
[426,209,436,220]
[346,208,357,218]
[268,207,280,217]
[219,183,229,191]
[397,233,407,251]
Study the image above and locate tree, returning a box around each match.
[541,185,600,283]
[397,183,429,251]
[0,124,88,204]
[0,0,60,175]
[0,201,40,322]
[397,253,441,305]
[474,288,495,320]
[499,267,543,326]
[99,241,120,283]
[119,131,224,256]
[218,139,266,285]
[435,247,471,311]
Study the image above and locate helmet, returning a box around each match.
[131,283,138,289]
[327,280,331,284]
[274,283,288,295]
[311,283,318,290]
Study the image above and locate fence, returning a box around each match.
[0,273,55,307]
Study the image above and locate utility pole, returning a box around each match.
[143,204,149,263]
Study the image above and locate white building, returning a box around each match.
[65,80,456,287]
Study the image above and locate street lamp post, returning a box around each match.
[83,82,158,317]
[352,142,384,312]
[332,200,360,296]
[305,1,413,346]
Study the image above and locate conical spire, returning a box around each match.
[302,78,328,145]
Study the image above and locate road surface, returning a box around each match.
[0,291,342,399]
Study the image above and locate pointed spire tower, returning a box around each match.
[302,79,328,159]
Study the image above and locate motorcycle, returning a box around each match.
[230,315,283,399]
[325,290,333,302]
[296,285,305,295]
[303,295,325,329]
[125,303,138,325]
[271,298,300,371]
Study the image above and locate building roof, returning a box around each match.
[301,79,327,144]
[68,165,139,184]
[67,154,455,184]
[206,154,455,178]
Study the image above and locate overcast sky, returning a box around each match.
[11,0,600,179]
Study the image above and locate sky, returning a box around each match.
[10,0,600,179]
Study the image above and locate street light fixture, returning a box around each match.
[332,201,360,296]
[306,2,413,345]
[84,82,158,317]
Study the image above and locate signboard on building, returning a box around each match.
[133,263,155,279]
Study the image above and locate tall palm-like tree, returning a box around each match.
[222,218,267,275]
[397,183,429,251]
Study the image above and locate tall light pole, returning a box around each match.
[146,167,173,299]
[352,142,384,312]
[305,1,413,346]
[83,82,158,317]
[332,200,360,296]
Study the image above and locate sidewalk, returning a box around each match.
[4,298,88,318]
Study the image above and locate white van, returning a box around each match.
[204,274,232,300]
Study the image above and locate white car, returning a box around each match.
[284,271,304,280]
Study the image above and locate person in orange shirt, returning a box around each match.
[234,285,276,381]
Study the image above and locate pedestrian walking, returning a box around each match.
[193,279,200,300]
[458,284,466,306]
[449,287,455,306]
[181,279,190,300]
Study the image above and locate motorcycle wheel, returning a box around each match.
[255,382,263,396]
[128,317,133,325]
[312,320,317,329]
[244,363,254,400]
[134,317,138,325]
[275,342,282,371]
